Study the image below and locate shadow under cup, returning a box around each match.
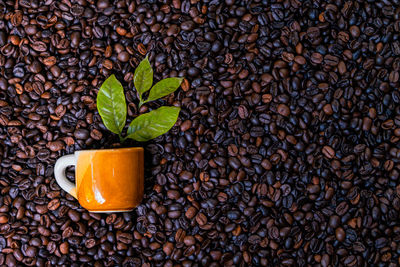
[74,147,144,212]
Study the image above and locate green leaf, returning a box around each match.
[96,74,127,135]
[127,106,180,142]
[145,77,183,103]
[134,56,153,99]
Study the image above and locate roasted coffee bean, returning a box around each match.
[238,105,249,119]
[97,0,110,9]
[322,146,335,159]
[277,104,290,116]
[31,41,47,52]
[195,213,207,226]
[0,1,399,266]
[47,199,60,210]
[336,202,349,216]
[335,227,346,242]
[74,129,89,139]
[68,209,80,222]
[116,232,133,244]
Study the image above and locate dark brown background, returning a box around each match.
[0,0,400,266]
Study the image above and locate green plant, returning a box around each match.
[96,56,183,142]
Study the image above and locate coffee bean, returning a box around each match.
[375,237,387,249]
[5,254,16,267]
[60,242,69,255]
[343,255,357,266]
[24,25,37,35]
[335,227,346,242]
[38,226,51,237]
[90,129,103,140]
[13,66,24,78]
[25,246,37,258]
[47,141,65,152]
[324,55,339,66]
[31,41,47,52]
[323,104,333,115]
[74,129,89,139]
[70,4,84,17]
[238,105,249,119]
[163,242,173,256]
[180,120,192,131]
[277,104,290,116]
[175,228,186,243]
[36,149,50,161]
[185,206,197,219]
[329,215,340,228]
[322,146,335,159]
[349,25,360,37]
[97,0,110,9]
[311,52,323,64]
[0,1,398,265]
[116,232,133,244]
[336,204,349,220]
[187,67,200,77]
[0,215,8,224]
[68,209,80,222]
[47,199,60,210]
[117,51,130,62]
[195,213,207,226]
[179,171,193,181]
[228,157,241,169]
[294,55,306,65]
[167,190,180,200]
[181,21,195,31]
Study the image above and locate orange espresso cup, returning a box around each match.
[54,147,144,212]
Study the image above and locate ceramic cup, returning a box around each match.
[54,147,144,212]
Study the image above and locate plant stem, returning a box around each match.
[138,100,144,108]
[122,135,129,143]
[119,134,125,143]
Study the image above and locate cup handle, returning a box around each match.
[54,154,77,199]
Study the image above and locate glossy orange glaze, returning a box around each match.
[75,148,144,211]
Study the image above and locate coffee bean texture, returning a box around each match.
[0,0,400,266]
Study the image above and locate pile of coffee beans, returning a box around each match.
[1,0,400,266]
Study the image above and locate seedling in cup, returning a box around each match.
[54,57,183,212]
